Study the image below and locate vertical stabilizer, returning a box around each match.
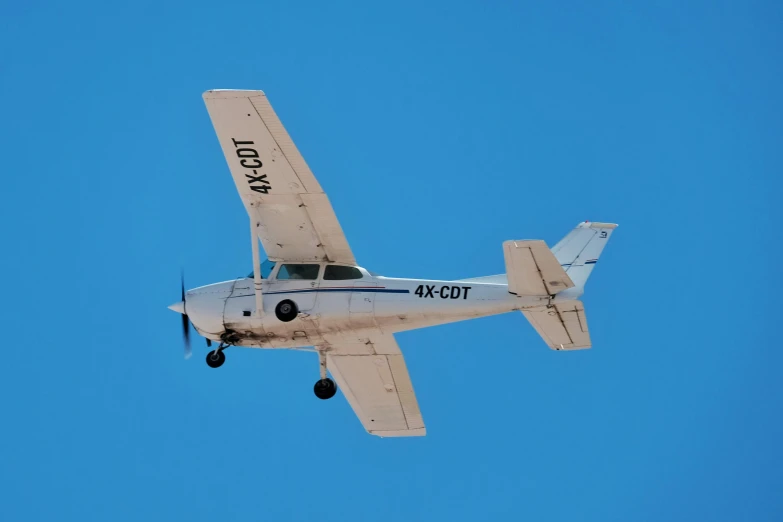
[552,222,617,289]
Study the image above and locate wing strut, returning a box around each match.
[250,217,264,317]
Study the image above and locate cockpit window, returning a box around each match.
[247,260,277,279]
[277,264,320,280]
[323,265,363,280]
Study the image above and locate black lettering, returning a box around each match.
[245,173,269,185]
[462,286,472,299]
[414,285,423,297]
[424,285,435,298]
[250,185,270,194]
[240,158,263,168]
[439,286,449,299]
[450,286,461,299]
[232,139,254,147]
[236,148,259,158]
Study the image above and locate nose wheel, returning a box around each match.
[314,349,337,399]
[206,345,227,368]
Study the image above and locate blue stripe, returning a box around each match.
[267,288,409,295]
[585,260,597,264]
[228,287,410,298]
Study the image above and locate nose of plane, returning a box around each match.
[168,301,186,314]
[167,281,234,336]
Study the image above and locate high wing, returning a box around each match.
[203,90,356,265]
[322,333,426,437]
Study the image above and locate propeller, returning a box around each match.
[170,272,211,358]
[180,272,192,359]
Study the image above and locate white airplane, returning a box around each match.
[169,90,617,437]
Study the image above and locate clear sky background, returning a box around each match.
[1,1,781,520]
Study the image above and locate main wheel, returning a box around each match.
[206,349,226,368]
[275,299,298,322]
[314,378,337,400]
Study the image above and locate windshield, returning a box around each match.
[247,259,277,279]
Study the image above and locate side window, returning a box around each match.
[277,264,320,280]
[323,265,363,280]
[246,260,277,279]
[261,260,276,279]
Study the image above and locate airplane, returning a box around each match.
[168,89,617,438]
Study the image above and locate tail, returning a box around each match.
[502,221,617,351]
[500,221,617,297]
[551,221,617,291]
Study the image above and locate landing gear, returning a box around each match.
[206,344,227,368]
[314,378,337,399]
[314,349,337,399]
[275,299,298,322]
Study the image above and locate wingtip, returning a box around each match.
[202,89,266,99]
[370,428,427,437]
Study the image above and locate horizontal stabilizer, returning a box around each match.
[522,301,590,350]
[503,240,575,296]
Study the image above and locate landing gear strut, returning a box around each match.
[314,349,337,400]
[206,343,227,368]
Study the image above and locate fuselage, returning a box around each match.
[182,263,584,350]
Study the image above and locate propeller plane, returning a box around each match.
[169,90,617,437]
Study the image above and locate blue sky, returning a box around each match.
[1,1,781,520]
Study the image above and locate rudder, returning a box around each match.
[552,222,617,290]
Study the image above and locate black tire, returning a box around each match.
[206,349,226,368]
[275,299,298,322]
[314,378,337,400]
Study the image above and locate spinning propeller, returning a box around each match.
[168,272,192,359]
[180,274,191,359]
